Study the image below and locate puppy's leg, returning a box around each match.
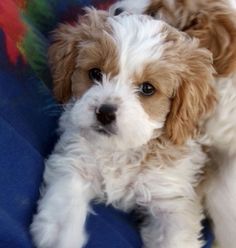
[141,199,204,248]
[31,175,96,248]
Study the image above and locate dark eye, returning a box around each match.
[150,12,156,18]
[114,7,124,16]
[139,82,156,96]
[89,68,103,82]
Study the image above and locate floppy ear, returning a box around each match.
[48,8,108,102]
[165,47,217,145]
[186,5,236,76]
[48,24,79,102]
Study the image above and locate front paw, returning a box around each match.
[142,241,203,248]
[30,214,87,248]
[30,214,60,248]
[141,229,203,248]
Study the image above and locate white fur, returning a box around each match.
[31,107,206,248]
[204,75,236,248]
[228,0,236,9]
[109,15,165,76]
[31,14,207,248]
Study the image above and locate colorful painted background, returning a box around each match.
[0,0,115,87]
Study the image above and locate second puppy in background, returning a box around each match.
[110,1,236,247]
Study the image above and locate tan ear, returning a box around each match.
[186,4,236,76]
[48,8,108,102]
[165,48,217,145]
[48,24,79,102]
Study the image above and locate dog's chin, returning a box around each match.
[78,124,118,143]
[93,124,117,136]
[78,125,144,151]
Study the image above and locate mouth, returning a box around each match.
[93,124,117,136]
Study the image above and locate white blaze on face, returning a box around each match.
[108,15,166,82]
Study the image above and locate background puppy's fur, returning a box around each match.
[111,0,236,76]
[110,1,236,247]
[31,9,216,248]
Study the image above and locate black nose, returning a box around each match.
[96,104,117,125]
[114,7,124,16]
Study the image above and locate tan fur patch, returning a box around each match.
[145,0,176,22]
[72,26,119,98]
[133,63,175,124]
[145,0,236,77]
[48,23,79,102]
[144,137,190,167]
[48,9,119,102]
[160,24,217,145]
[185,0,236,76]
[128,23,217,145]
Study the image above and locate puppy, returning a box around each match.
[110,1,236,247]
[30,9,216,248]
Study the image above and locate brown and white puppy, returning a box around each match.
[30,9,216,248]
[110,1,236,247]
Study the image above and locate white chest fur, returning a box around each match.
[49,134,206,213]
[33,129,207,248]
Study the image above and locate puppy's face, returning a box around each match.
[49,9,216,149]
[111,0,236,76]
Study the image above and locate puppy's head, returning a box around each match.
[49,9,216,149]
[111,0,236,76]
